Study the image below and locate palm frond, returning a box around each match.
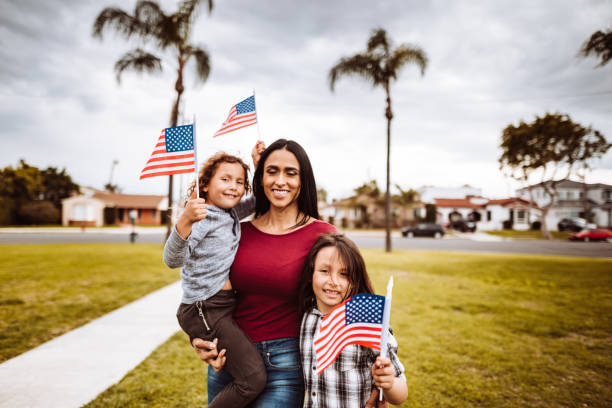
[386,45,428,78]
[92,7,140,39]
[366,28,390,55]
[580,29,612,67]
[186,46,211,83]
[328,54,383,91]
[134,0,166,37]
[179,0,213,17]
[114,49,162,83]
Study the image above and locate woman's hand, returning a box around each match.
[176,198,207,239]
[251,140,266,169]
[192,338,227,372]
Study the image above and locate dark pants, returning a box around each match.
[177,290,266,408]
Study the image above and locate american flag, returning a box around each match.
[139,124,196,179]
[213,95,257,137]
[314,294,385,375]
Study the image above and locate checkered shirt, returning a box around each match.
[300,308,406,408]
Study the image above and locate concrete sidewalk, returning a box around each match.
[0,281,181,408]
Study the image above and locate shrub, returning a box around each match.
[18,201,60,224]
[502,219,513,230]
[0,196,16,225]
[531,221,542,230]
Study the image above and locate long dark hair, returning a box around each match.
[297,234,375,316]
[253,139,319,227]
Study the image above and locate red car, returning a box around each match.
[569,228,612,242]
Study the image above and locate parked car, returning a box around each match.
[402,223,445,239]
[569,228,612,242]
[557,217,586,232]
[449,219,476,233]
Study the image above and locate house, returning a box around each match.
[434,196,540,231]
[517,180,612,229]
[322,194,423,228]
[61,187,168,227]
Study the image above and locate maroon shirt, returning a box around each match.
[231,220,336,342]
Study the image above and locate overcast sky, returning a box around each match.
[1,0,611,203]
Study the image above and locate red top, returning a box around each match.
[231,220,336,342]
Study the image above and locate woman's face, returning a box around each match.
[262,148,301,210]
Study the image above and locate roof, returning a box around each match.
[487,197,536,207]
[518,179,612,191]
[434,198,487,209]
[92,192,167,209]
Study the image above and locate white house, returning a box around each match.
[517,180,612,229]
[434,196,539,231]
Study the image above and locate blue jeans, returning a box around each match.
[208,337,304,408]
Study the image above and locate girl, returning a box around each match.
[297,234,408,407]
[163,145,267,408]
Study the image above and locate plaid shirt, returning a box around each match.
[300,308,406,408]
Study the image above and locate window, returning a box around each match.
[567,191,575,200]
[517,210,526,223]
[487,211,492,221]
[72,204,92,221]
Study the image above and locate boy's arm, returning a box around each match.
[163,198,207,269]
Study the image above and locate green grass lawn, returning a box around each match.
[484,230,573,240]
[0,244,176,362]
[85,249,612,408]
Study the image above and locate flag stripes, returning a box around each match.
[213,95,257,137]
[139,127,196,180]
[313,294,384,375]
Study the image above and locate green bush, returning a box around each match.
[18,200,60,224]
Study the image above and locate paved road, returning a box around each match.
[1,228,611,258]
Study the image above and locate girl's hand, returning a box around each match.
[192,338,227,372]
[251,140,266,169]
[364,387,389,408]
[176,198,206,239]
[372,357,395,390]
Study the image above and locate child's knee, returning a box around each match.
[238,370,267,399]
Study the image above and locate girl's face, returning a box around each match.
[261,148,301,210]
[203,162,246,209]
[312,246,350,315]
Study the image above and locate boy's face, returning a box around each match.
[203,162,246,209]
[312,246,350,315]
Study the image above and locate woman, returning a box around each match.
[192,139,336,407]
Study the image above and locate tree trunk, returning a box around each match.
[384,84,393,253]
[165,55,185,241]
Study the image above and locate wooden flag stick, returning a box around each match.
[253,88,262,141]
[379,275,394,401]
[192,115,199,199]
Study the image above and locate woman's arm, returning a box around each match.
[371,356,408,405]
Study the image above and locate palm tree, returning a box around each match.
[93,0,213,238]
[580,26,612,67]
[329,28,427,252]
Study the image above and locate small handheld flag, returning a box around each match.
[379,276,394,400]
[313,293,385,375]
[213,95,257,137]
[140,124,196,180]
